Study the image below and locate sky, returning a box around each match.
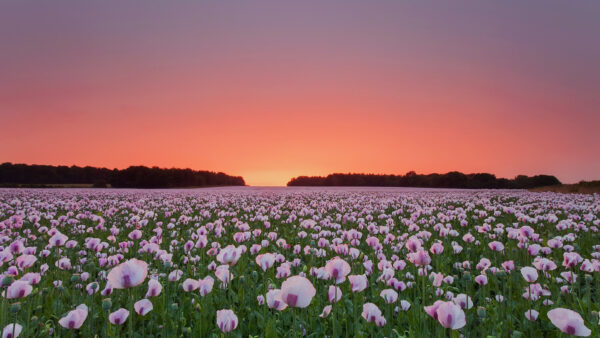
[1,1,599,186]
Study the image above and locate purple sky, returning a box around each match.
[1,1,599,185]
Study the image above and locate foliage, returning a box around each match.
[0,163,245,188]
[287,172,561,189]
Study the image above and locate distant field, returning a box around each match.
[530,181,600,194]
[0,183,97,188]
[1,188,599,337]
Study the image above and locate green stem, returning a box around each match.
[0,293,6,330]
[12,312,17,338]
[162,287,168,338]
[293,308,297,337]
[106,309,111,337]
[353,292,358,335]
[331,285,336,338]
[129,288,134,338]
[26,301,32,336]
[421,272,426,335]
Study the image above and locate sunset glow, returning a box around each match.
[1,1,599,186]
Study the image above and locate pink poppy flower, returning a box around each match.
[525,309,539,321]
[215,265,233,285]
[533,257,557,271]
[348,274,368,292]
[182,279,199,292]
[436,301,466,330]
[563,252,583,269]
[527,244,541,256]
[266,289,287,311]
[134,299,153,316]
[109,308,129,325]
[320,305,332,318]
[106,259,148,289]
[15,255,36,270]
[216,309,238,333]
[399,300,411,311]
[452,294,473,309]
[488,241,504,252]
[380,289,398,304]
[580,259,594,273]
[198,276,214,296]
[324,257,351,284]
[18,273,41,285]
[0,251,13,265]
[85,282,99,295]
[168,269,183,282]
[146,279,162,297]
[430,242,444,255]
[408,249,431,267]
[2,323,22,338]
[561,271,577,283]
[128,230,142,240]
[502,260,515,273]
[376,316,387,327]
[255,253,275,271]
[4,281,32,299]
[328,285,342,303]
[424,300,445,320]
[362,303,382,322]
[474,274,488,286]
[55,257,72,270]
[58,304,88,329]
[462,233,475,243]
[49,232,68,247]
[547,308,591,336]
[275,262,291,279]
[281,276,316,308]
[431,272,444,287]
[520,267,538,283]
[405,237,421,252]
[216,245,241,266]
[378,268,395,282]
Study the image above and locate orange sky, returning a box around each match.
[1,1,599,186]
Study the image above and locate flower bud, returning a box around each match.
[10,302,22,313]
[1,276,14,287]
[463,272,472,281]
[477,306,486,318]
[102,298,112,311]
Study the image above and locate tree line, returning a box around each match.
[287,171,561,189]
[0,163,245,188]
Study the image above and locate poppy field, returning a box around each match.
[0,187,599,337]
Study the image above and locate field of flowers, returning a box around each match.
[0,187,599,337]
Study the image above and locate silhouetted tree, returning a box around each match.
[287,171,561,189]
[0,163,245,188]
